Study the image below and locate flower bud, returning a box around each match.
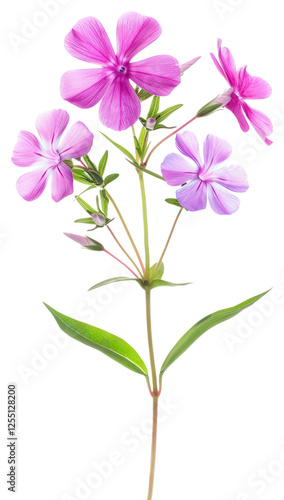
[91,213,106,226]
[180,56,201,76]
[146,118,156,130]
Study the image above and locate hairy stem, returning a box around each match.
[105,190,145,275]
[151,208,183,281]
[106,226,143,278]
[103,249,139,279]
[145,115,198,165]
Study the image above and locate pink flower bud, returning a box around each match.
[146,118,156,130]
[179,56,201,76]
[91,213,106,226]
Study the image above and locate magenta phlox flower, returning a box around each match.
[12,109,93,202]
[61,12,182,131]
[211,39,273,144]
[161,131,249,215]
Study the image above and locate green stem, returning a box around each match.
[105,190,145,275]
[147,396,158,500]
[151,208,183,282]
[139,172,150,279]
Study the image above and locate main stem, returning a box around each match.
[145,287,159,500]
[139,172,150,279]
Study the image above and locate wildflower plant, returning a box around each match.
[12,11,274,500]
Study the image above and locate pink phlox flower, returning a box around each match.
[211,39,273,145]
[12,109,94,202]
[61,12,182,131]
[161,131,249,215]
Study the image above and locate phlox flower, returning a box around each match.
[60,12,182,131]
[12,109,93,202]
[161,131,249,215]
[211,39,273,145]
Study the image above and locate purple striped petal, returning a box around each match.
[64,17,116,65]
[64,233,93,246]
[58,122,94,160]
[205,165,249,193]
[12,131,45,167]
[210,52,227,81]
[60,69,114,109]
[51,163,73,202]
[35,110,69,150]
[225,93,250,132]
[242,102,273,145]
[175,131,202,168]
[128,55,180,96]
[176,179,207,212]
[237,66,272,100]
[207,182,240,215]
[116,12,161,63]
[99,77,141,131]
[217,39,238,89]
[16,167,49,201]
[203,135,232,170]
[161,153,199,186]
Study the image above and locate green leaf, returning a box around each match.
[103,173,119,187]
[147,96,160,119]
[165,198,182,208]
[98,151,108,176]
[155,104,183,125]
[100,133,137,163]
[72,168,94,185]
[150,280,191,290]
[150,262,164,280]
[76,196,97,215]
[125,160,165,181]
[83,154,97,170]
[135,87,153,102]
[100,189,109,216]
[87,170,104,186]
[44,304,148,376]
[138,126,146,148]
[89,276,142,291]
[134,136,142,158]
[160,290,271,377]
[74,217,95,225]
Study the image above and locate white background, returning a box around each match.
[1,0,284,499]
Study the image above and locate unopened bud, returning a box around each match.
[180,56,201,76]
[91,213,106,226]
[146,118,156,130]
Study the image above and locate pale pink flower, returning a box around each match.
[12,109,93,202]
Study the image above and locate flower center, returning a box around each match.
[119,65,127,74]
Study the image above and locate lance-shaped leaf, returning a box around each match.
[147,96,160,119]
[126,160,164,181]
[155,104,183,125]
[160,290,270,377]
[100,133,137,163]
[103,173,119,187]
[44,304,148,376]
[150,279,191,290]
[89,276,143,291]
[98,151,108,176]
[165,198,183,208]
[150,262,164,280]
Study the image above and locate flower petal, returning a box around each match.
[128,55,180,96]
[205,165,249,193]
[16,168,49,201]
[242,102,273,144]
[99,77,141,131]
[51,163,73,202]
[116,12,161,63]
[175,131,202,168]
[58,122,94,160]
[35,110,69,150]
[61,69,115,109]
[176,179,207,212]
[161,153,199,186]
[207,182,240,215]
[237,66,272,100]
[217,39,238,88]
[203,134,232,170]
[64,17,116,65]
[64,233,93,246]
[225,93,250,132]
[210,52,227,80]
[12,131,45,167]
